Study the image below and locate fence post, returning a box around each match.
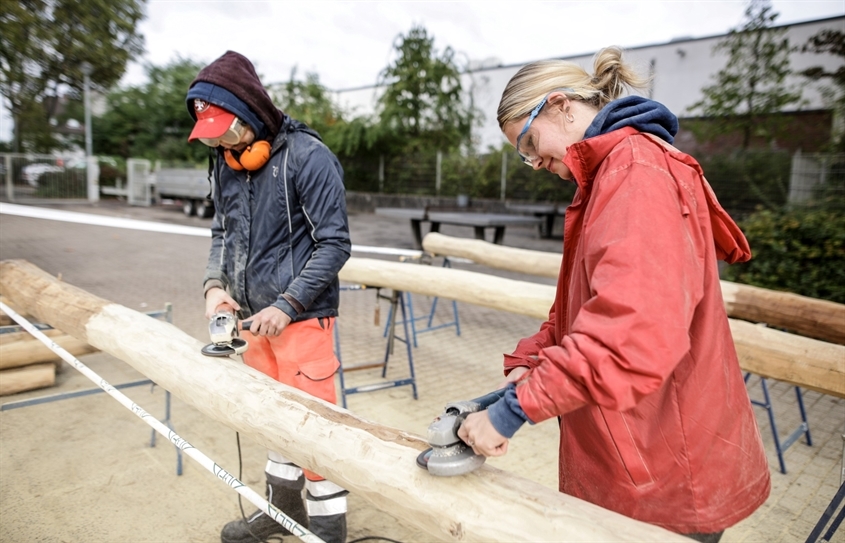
[500,151,507,201]
[436,151,442,196]
[86,156,100,203]
[378,155,384,193]
[5,154,12,202]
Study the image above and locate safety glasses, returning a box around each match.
[198,117,251,148]
[515,88,574,166]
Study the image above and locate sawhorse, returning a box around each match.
[0,304,183,475]
[744,372,812,474]
[383,256,461,348]
[335,286,417,409]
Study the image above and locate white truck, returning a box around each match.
[154,168,215,218]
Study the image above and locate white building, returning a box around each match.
[332,15,844,152]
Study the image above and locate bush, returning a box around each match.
[723,196,845,303]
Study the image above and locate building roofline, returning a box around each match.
[328,14,844,93]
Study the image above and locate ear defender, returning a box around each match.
[223,140,272,171]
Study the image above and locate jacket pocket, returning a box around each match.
[600,408,654,487]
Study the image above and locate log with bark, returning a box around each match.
[422,232,845,345]
[0,259,687,542]
[0,333,97,370]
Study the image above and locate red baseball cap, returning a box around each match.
[188,99,236,142]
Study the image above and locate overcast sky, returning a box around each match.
[2,0,843,143]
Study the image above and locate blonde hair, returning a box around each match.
[497,46,650,129]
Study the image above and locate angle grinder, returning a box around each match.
[200,310,252,357]
[417,389,506,477]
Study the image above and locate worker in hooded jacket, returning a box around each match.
[186,51,351,543]
[458,46,771,543]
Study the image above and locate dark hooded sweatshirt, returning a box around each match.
[187,51,351,321]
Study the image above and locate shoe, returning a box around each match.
[220,475,309,543]
[220,509,286,543]
[308,513,347,543]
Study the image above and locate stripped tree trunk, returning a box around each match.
[422,232,845,345]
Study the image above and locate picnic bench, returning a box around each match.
[375,207,543,248]
[506,203,567,238]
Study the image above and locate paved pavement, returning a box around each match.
[0,199,842,543]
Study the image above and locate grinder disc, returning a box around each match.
[201,338,248,357]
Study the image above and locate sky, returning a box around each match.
[2,0,843,143]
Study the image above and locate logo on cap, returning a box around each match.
[194,99,210,113]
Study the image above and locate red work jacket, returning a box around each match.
[507,127,770,534]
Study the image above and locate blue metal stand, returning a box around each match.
[383,258,461,347]
[0,304,183,476]
[744,372,812,474]
[336,287,417,409]
[805,481,845,543]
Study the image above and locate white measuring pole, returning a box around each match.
[0,302,324,543]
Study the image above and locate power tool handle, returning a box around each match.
[241,321,252,331]
[473,388,507,410]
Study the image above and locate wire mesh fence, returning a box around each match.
[341,150,845,216]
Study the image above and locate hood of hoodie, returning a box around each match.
[584,96,679,144]
[186,51,283,138]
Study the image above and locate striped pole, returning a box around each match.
[0,302,324,543]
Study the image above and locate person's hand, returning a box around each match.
[246,306,291,337]
[498,365,530,389]
[457,411,509,458]
[205,287,239,319]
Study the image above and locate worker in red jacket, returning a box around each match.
[459,46,770,543]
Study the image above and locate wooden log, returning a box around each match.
[721,281,845,345]
[423,232,845,345]
[730,320,845,397]
[0,328,64,345]
[0,259,687,542]
[0,334,98,369]
[0,362,56,396]
[339,256,556,320]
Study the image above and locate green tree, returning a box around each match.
[800,29,845,152]
[94,57,207,163]
[687,0,803,149]
[375,25,477,155]
[0,0,146,152]
[269,69,375,157]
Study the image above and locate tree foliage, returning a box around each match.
[800,29,845,152]
[94,58,207,163]
[375,25,477,154]
[0,0,146,152]
[687,0,803,149]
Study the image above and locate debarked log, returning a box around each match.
[422,232,845,345]
[0,334,97,369]
[0,362,56,395]
[0,259,688,542]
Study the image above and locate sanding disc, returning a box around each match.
[201,338,248,357]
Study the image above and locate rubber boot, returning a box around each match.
[220,474,308,543]
[308,513,347,543]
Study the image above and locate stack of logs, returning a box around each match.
[0,297,97,396]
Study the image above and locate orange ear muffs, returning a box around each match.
[224,149,244,171]
[239,141,271,170]
[223,141,271,171]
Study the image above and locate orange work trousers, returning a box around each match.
[241,316,341,481]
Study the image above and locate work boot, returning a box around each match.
[220,474,308,543]
[308,513,347,543]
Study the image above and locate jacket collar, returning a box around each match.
[564,126,639,192]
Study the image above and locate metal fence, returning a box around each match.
[342,150,845,216]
